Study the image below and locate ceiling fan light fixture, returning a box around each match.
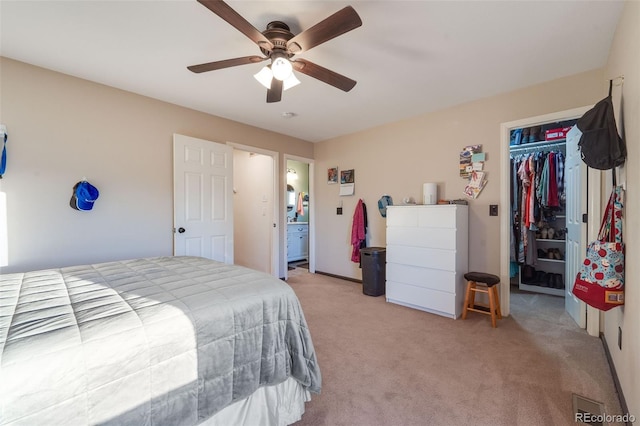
[283,73,300,91]
[189,1,362,103]
[287,168,298,180]
[254,66,273,89]
[271,52,293,81]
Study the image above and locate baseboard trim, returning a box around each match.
[314,270,362,283]
[600,333,631,425]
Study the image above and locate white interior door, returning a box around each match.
[565,125,587,327]
[173,134,233,263]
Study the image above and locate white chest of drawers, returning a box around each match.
[385,205,469,319]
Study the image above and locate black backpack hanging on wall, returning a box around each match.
[576,80,626,170]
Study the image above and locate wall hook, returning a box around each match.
[612,75,624,86]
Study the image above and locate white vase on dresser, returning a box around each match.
[385,204,469,319]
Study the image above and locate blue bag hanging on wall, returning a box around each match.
[378,195,393,217]
[0,126,7,178]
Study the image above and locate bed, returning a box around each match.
[0,256,321,425]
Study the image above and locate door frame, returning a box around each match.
[283,154,315,280]
[499,106,603,336]
[227,142,279,278]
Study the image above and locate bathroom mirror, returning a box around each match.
[287,184,295,210]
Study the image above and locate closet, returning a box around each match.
[509,120,577,297]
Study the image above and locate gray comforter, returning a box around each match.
[0,256,321,425]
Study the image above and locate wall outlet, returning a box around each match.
[337,207,343,215]
[489,205,498,216]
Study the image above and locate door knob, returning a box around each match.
[178,227,186,233]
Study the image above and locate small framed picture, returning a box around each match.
[340,169,354,184]
[327,167,338,184]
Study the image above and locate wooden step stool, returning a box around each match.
[462,272,502,328]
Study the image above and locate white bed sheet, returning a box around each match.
[201,376,310,426]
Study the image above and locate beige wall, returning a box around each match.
[314,69,604,279]
[0,57,313,275]
[603,0,640,417]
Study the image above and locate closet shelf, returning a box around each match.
[510,139,566,153]
[537,258,565,264]
[536,238,565,243]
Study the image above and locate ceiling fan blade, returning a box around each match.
[197,0,274,51]
[187,56,266,73]
[292,59,356,92]
[267,78,283,103]
[286,6,362,54]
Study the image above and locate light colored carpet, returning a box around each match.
[286,269,623,426]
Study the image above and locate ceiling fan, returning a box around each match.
[188,0,362,103]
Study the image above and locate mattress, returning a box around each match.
[0,256,321,425]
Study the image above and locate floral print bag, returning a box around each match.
[572,186,625,311]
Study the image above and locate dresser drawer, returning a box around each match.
[387,227,457,250]
[386,263,460,293]
[387,205,462,229]
[386,281,463,319]
[417,206,460,228]
[386,245,457,271]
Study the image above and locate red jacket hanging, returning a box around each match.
[351,199,366,263]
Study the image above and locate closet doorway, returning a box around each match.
[229,142,279,278]
[499,106,602,336]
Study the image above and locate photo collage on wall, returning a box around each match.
[460,144,487,199]
[328,167,355,196]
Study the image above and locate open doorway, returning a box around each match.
[286,159,309,270]
[499,106,602,336]
[230,143,279,277]
[283,155,314,280]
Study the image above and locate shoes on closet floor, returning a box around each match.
[557,274,565,289]
[551,273,565,289]
[537,271,549,287]
[521,265,536,283]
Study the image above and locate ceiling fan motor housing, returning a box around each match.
[260,21,295,58]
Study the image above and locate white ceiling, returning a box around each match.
[0,1,624,143]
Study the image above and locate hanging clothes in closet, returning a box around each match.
[510,150,565,267]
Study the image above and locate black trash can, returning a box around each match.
[360,247,386,296]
